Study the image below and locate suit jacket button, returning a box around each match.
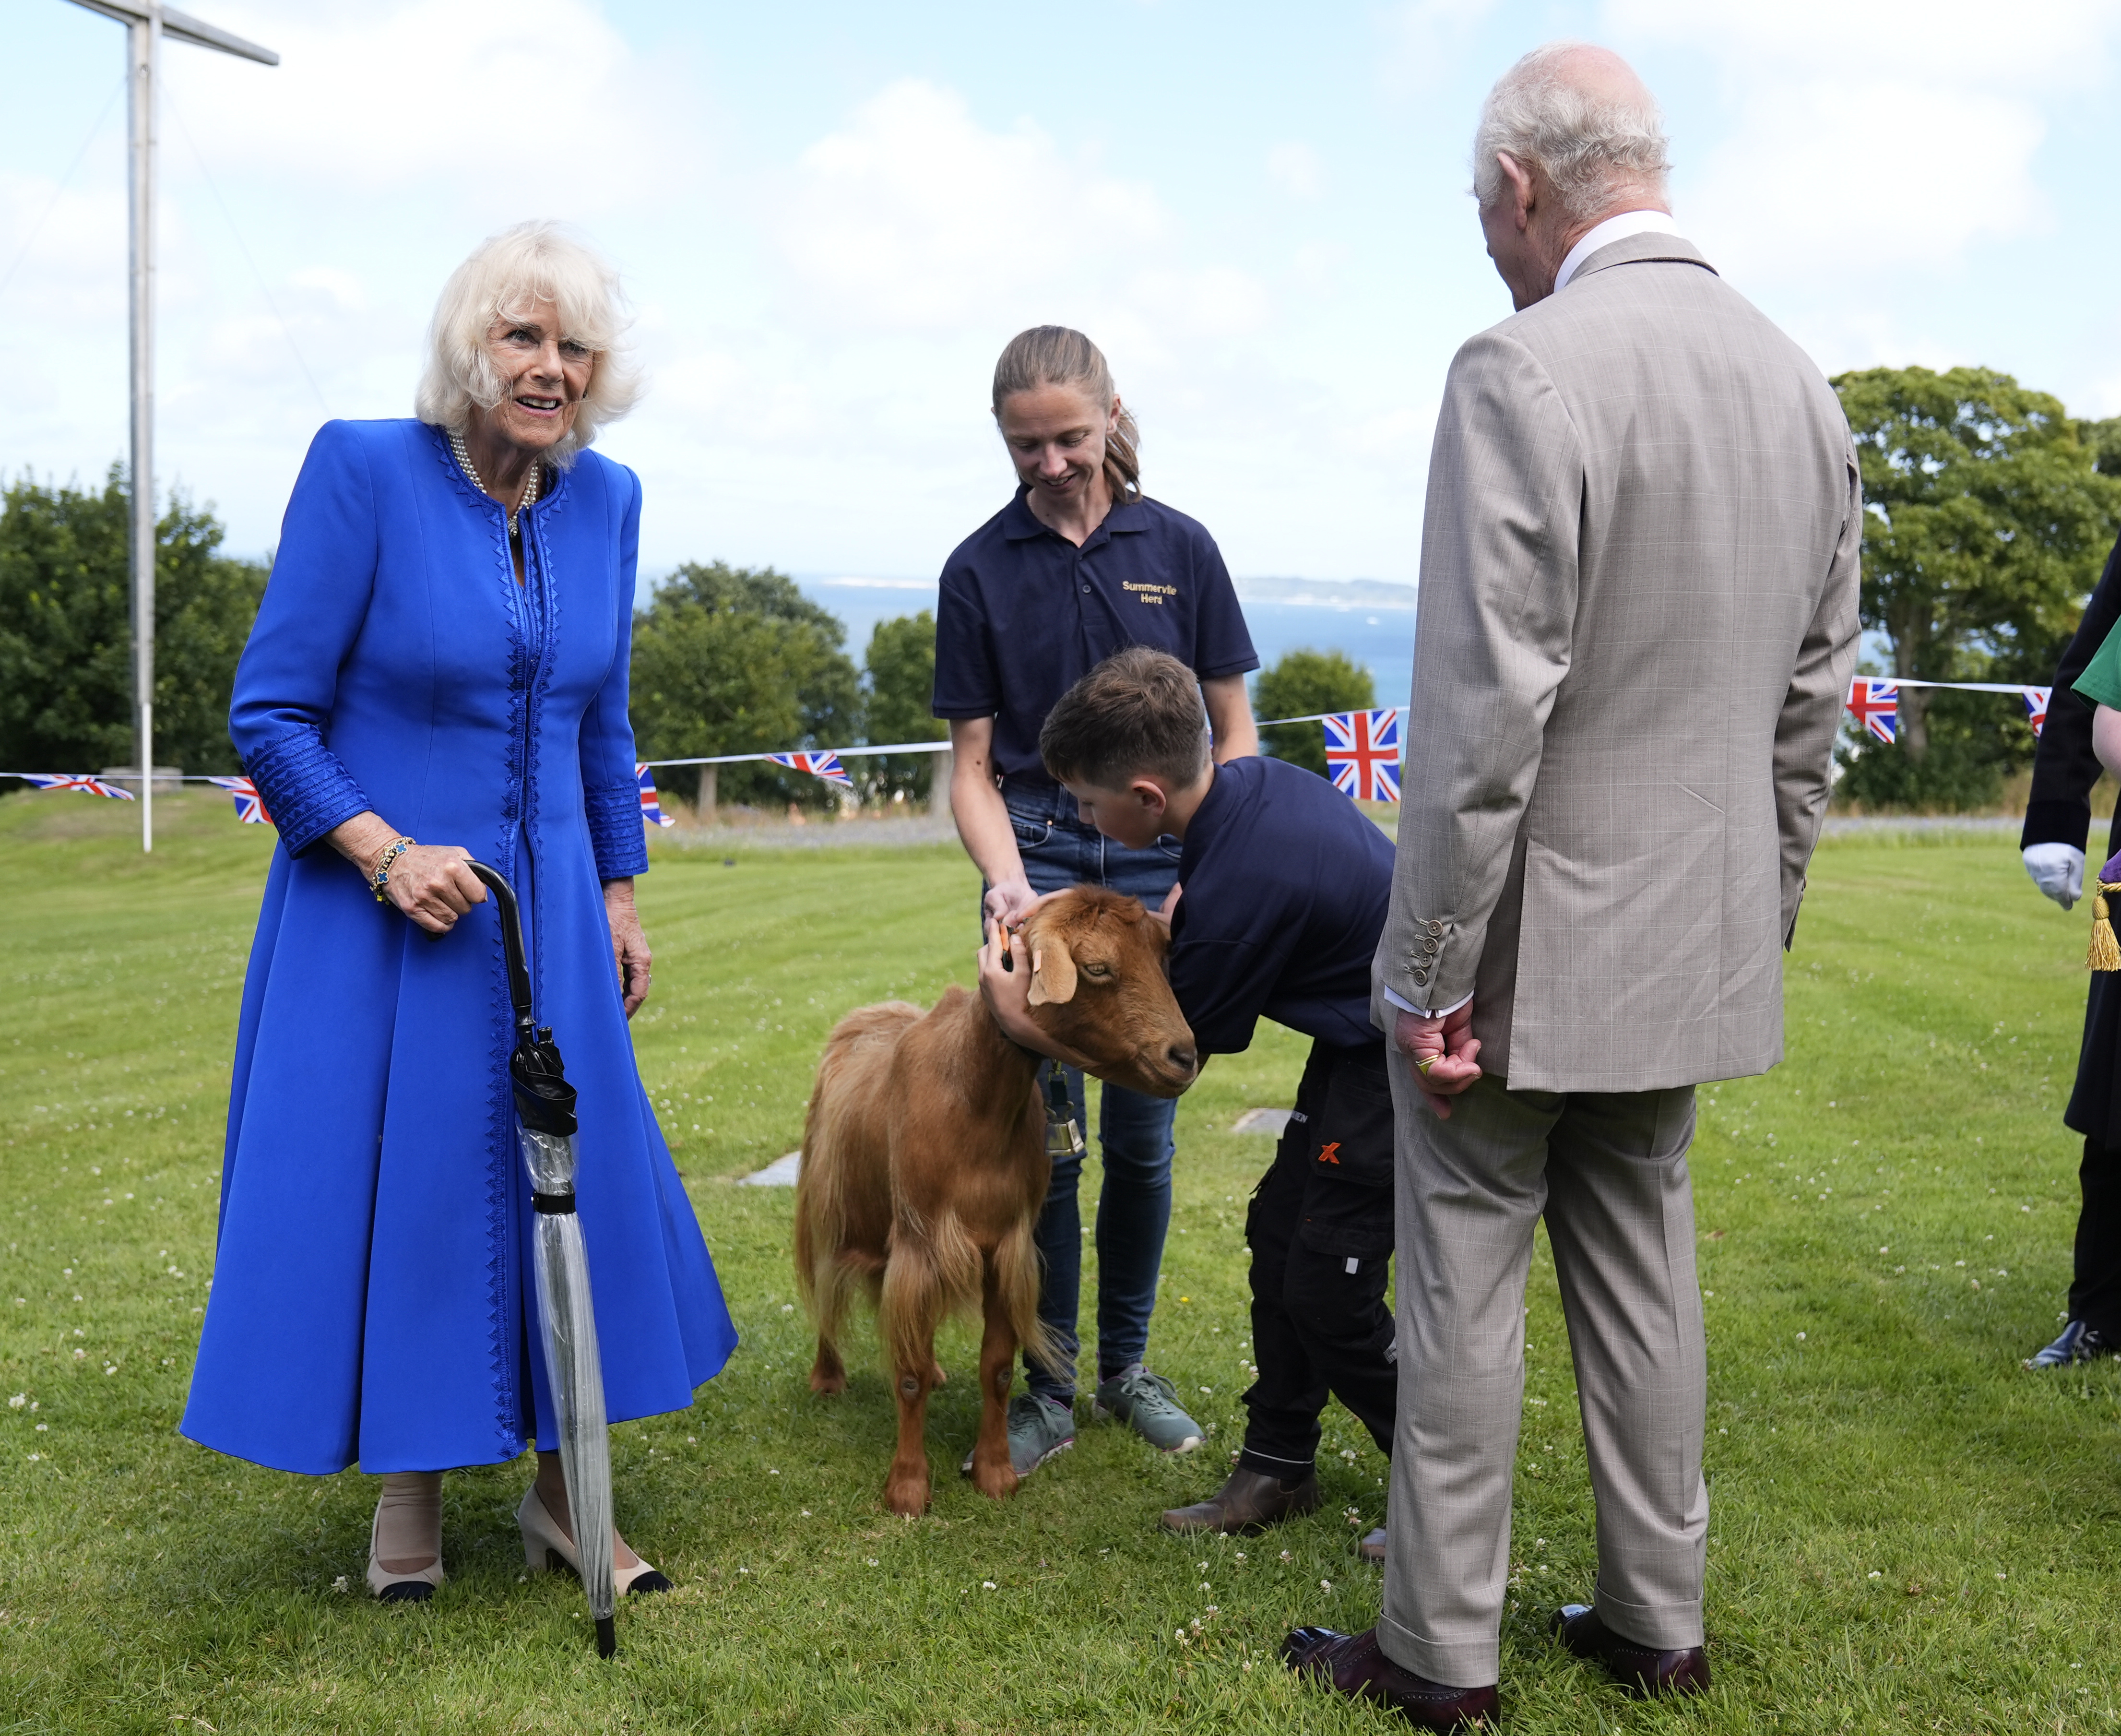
[1412,969,1429,985]
[1426,920,1443,937]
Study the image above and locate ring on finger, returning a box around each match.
[1415,1054,1437,1075]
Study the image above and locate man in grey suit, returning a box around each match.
[1284,42,1860,1728]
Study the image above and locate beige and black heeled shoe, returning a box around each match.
[366,1479,445,1604]
[516,1484,672,1596]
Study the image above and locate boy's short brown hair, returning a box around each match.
[1039,646,1212,791]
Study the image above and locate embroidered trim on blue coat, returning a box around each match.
[243,727,371,858]
[432,423,535,1456]
[586,779,650,879]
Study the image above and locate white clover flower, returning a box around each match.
[982,1581,997,1591]
[1321,1579,1332,1591]
[6,1395,22,1410]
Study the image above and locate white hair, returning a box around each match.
[1471,42,1671,221]
[414,220,642,464]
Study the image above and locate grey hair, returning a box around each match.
[414,220,642,464]
[1471,42,1671,220]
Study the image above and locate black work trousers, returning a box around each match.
[2069,1138,2121,1338]
[1237,1039,1400,1479]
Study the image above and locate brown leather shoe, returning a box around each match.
[1160,1466,1320,1534]
[1551,1604,1709,1697]
[1282,1628,1498,1730]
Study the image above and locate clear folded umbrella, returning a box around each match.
[466,861,617,1659]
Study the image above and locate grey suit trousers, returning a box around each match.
[1380,1051,1707,1688]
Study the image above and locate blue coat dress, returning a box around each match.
[180,418,737,1476]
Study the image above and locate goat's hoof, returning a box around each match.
[971,1458,1019,1502]
[930,1362,948,1388]
[809,1366,847,1395]
[883,1475,932,1518]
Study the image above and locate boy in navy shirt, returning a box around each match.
[980,646,1400,1542]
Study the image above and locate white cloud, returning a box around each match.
[161,0,699,210]
[1613,0,2121,284]
[778,80,1166,332]
[1611,0,2121,87]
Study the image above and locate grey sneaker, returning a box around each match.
[1092,1366,1204,1453]
[961,1393,1076,1479]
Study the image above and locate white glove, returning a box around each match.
[2024,842,2085,910]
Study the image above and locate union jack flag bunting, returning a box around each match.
[2024,687,2051,738]
[1323,709,1401,802]
[635,764,676,827]
[19,773,134,800]
[1846,679,1898,746]
[768,750,855,790]
[204,775,273,824]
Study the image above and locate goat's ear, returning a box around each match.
[1027,931,1078,1007]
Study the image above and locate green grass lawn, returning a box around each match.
[2,789,2119,1733]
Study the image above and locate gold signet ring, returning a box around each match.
[1415,1054,1437,1076]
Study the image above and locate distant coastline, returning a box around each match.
[1232,576,1418,610]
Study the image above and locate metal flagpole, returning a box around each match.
[61,1,277,853]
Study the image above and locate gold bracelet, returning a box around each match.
[371,837,415,904]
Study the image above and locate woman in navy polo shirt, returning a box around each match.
[932,325,1260,1475]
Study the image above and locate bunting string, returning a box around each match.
[0,678,2065,828]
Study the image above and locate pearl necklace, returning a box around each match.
[450,428,543,537]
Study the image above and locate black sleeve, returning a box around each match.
[1167,894,1302,1058]
[1187,530,1260,680]
[931,566,998,720]
[2023,529,2121,853]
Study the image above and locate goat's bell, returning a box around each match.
[1046,1115,1086,1159]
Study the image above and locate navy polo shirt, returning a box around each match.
[1168,755,1396,1056]
[931,488,1258,793]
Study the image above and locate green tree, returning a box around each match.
[628,561,859,812]
[1833,366,2121,811]
[861,610,944,803]
[1252,648,1375,778]
[0,467,267,780]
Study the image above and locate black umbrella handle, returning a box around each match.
[464,860,534,1040]
[463,859,580,1138]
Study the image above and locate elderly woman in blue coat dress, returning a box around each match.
[180,221,737,1602]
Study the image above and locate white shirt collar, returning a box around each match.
[1553,209,1681,293]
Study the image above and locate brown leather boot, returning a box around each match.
[1160,1466,1321,1534]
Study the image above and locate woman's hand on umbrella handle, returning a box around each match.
[386,845,485,934]
[604,878,652,1018]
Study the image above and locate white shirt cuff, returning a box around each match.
[1383,986,1473,1020]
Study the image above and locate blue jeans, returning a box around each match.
[1000,784,1183,1405]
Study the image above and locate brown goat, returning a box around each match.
[794,885,1199,1517]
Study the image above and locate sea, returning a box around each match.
[794,574,1420,716]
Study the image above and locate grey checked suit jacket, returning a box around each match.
[1374,233,1861,1094]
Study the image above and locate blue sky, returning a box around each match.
[4,0,2120,584]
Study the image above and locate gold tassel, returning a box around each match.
[2090,883,2121,972]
